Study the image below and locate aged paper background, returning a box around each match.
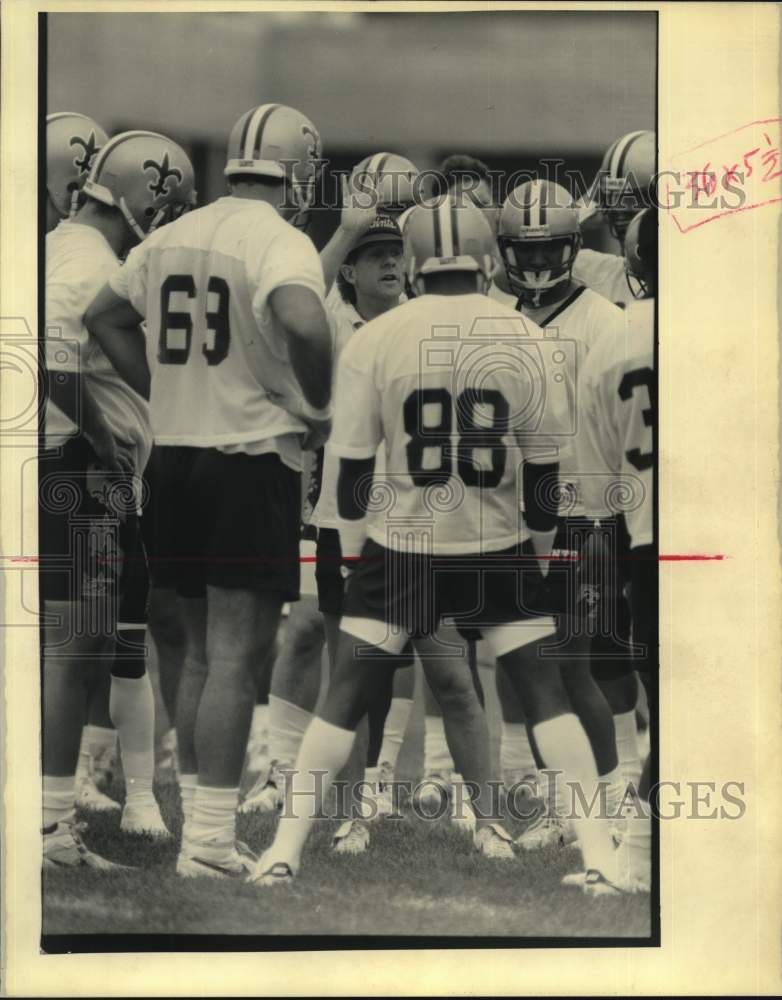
[1,0,780,995]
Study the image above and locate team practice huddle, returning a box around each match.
[42,103,657,901]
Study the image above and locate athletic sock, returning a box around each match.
[270,717,356,870]
[76,724,117,785]
[43,775,75,828]
[622,808,652,885]
[179,773,198,840]
[500,721,538,784]
[109,674,156,808]
[269,694,313,767]
[188,785,240,855]
[532,713,617,879]
[614,710,642,791]
[601,764,626,825]
[377,698,413,775]
[423,714,453,777]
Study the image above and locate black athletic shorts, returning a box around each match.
[315,526,344,616]
[39,436,149,625]
[141,446,301,601]
[342,537,554,646]
[629,543,656,672]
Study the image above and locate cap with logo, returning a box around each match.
[352,215,403,253]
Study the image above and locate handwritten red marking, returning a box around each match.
[664,118,782,233]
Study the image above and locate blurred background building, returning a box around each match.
[47,10,655,249]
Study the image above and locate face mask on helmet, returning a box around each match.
[498,234,580,305]
[600,177,654,242]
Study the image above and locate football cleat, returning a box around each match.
[561,866,649,897]
[515,813,578,851]
[239,761,286,814]
[332,818,370,855]
[43,818,131,870]
[247,851,297,887]
[176,840,258,880]
[77,773,121,812]
[473,823,515,860]
[120,799,172,839]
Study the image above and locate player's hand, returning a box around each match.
[338,173,378,237]
[85,422,130,474]
[301,417,331,452]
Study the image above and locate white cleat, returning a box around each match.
[120,800,172,839]
[515,813,578,851]
[247,850,297,887]
[176,840,258,880]
[474,822,515,860]
[332,818,370,855]
[77,774,121,813]
[239,761,286,815]
[43,818,132,870]
[561,866,649,896]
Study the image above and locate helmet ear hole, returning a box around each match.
[144,207,155,218]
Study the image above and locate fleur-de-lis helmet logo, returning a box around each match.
[70,130,100,176]
[143,151,183,199]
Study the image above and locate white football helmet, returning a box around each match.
[497,179,581,306]
[224,103,322,216]
[596,130,656,241]
[404,197,497,296]
[47,112,109,218]
[350,152,419,218]
[83,131,196,241]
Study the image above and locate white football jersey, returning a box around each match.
[110,196,325,465]
[489,281,625,515]
[577,297,654,548]
[329,293,569,555]
[45,221,152,474]
[571,249,632,308]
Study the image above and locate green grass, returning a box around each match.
[42,779,652,940]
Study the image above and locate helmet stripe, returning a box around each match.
[539,181,547,227]
[366,152,389,177]
[438,201,454,256]
[521,182,533,228]
[244,103,281,160]
[432,204,443,257]
[91,130,162,183]
[610,130,646,179]
[450,201,461,255]
[529,180,542,228]
[237,109,256,161]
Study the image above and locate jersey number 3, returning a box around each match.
[618,367,654,471]
[158,275,231,366]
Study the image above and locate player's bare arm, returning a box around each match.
[335,455,376,560]
[269,284,333,412]
[84,284,150,399]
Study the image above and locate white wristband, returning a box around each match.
[337,520,367,561]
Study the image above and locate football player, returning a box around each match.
[45,112,108,233]
[575,206,656,892]
[571,130,656,307]
[493,179,630,850]
[85,103,333,880]
[244,216,418,855]
[41,129,194,867]
[251,200,640,895]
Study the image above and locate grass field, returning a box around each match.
[42,779,652,941]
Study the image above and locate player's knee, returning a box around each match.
[428,666,479,715]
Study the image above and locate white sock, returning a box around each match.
[424,714,453,776]
[110,674,156,808]
[43,775,75,828]
[250,703,269,743]
[533,713,617,879]
[189,785,240,853]
[269,694,313,766]
[500,721,537,781]
[601,765,626,823]
[271,717,356,870]
[377,698,413,775]
[614,710,642,791]
[623,807,652,883]
[180,773,197,840]
[76,724,117,784]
